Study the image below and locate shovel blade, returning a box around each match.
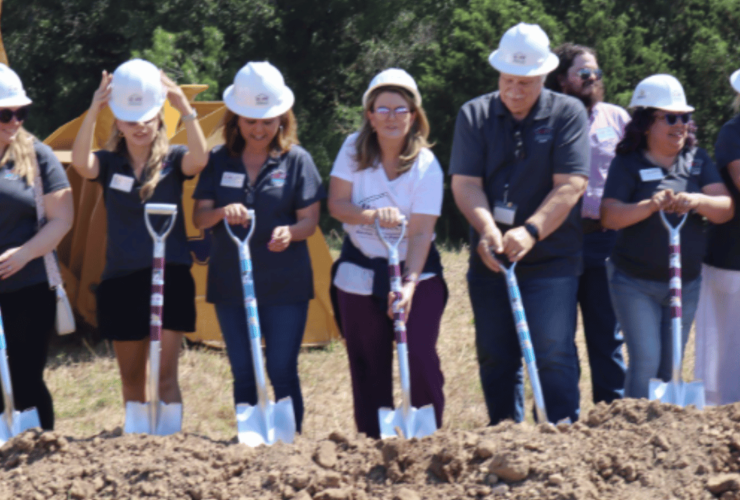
[649,379,706,409]
[0,408,41,445]
[124,401,183,435]
[378,404,437,439]
[236,397,296,447]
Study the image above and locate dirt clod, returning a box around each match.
[708,474,740,494]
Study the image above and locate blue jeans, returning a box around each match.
[468,272,580,424]
[215,301,309,432]
[578,230,626,403]
[606,260,701,399]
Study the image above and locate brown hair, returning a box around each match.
[1,127,37,185]
[105,110,169,201]
[353,86,431,174]
[222,109,299,158]
[545,43,598,93]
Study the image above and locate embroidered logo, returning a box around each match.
[534,126,553,144]
[691,159,703,176]
[255,93,269,106]
[270,169,287,187]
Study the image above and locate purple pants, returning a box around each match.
[337,276,446,438]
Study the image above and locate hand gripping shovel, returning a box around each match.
[376,218,437,439]
[649,211,705,409]
[0,307,41,444]
[124,203,183,435]
[224,212,296,446]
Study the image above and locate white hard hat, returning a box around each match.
[488,23,559,77]
[730,69,740,93]
[109,59,166,122]
[628,74,694,113]
[0,64,32,108]
[362,68,422,108]
[223,62,295,119]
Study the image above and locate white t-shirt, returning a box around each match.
[331,133,444,294]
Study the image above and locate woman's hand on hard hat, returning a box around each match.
[268,226,292,252]
[161,72,194,117]
[222,203,251,228]
[387,281,415,320]
[90,71,112,114]
[0,246,31,280]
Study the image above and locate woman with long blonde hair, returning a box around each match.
[71,59,207,416]
[0,64,73,430]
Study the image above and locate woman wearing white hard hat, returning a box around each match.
[601,74,732,399]
[327,68,447,438]
[0,64,73,430]
[71,59,208,412]
[694,69,740,406]
[193,61,324,432]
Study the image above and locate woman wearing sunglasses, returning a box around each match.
[328,69,447,438]
[600,74,732,399]
[0,64,73,430]
[695,69,740,406]
[71,59,207,415]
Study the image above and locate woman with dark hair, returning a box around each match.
[192,62,324,432]
[601,74,732,399]
[328,68,446,438]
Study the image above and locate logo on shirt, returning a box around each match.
[534,126,553,144]
[3,171,19,181]
[691,159,703,176]
[128,94,144,106]
[270,169,287,187]
[255,94,270,106]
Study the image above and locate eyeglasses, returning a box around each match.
[513,129,525,161]
[658,113,692,126]
[0,106,29,124]
[577,68,603,81]
[374,106,410,119]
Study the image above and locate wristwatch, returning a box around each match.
[524,222,540,242]
[181,109,198,122]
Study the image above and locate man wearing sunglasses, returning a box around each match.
[545,44,629,406]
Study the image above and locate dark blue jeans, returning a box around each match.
[469,272,580,425]
[215,301,309,432]
[578,230,626,403]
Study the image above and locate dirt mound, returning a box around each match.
[1,399,740,500]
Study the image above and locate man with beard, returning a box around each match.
[450,24,589,424]
[545,43,629,404]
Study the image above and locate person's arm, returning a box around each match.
[672,183,733,223]
[71,71,111,179]
[327,177,403,227]
[162,73,208,176]
[0,188,74,279]
[268,201,320,252]
[601,189,675,230]
[193,199,252,230]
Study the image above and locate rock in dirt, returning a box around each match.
[393,487,420,500]
[489,453,530,482]
[315,440,338,469]
[708,474,740,494]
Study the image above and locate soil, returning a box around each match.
[2,399,740,500]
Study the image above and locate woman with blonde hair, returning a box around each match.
[193,62,324,432]
[71,59,207,412]
[0,64,73,430]
[328,68,447,438]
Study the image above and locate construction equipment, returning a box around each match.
[649,211,705,408]
[224,212,296,446]
[124,203,184,435]
[377,218,437,439]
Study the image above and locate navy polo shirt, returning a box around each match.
[706,115,740,271]
[94,145,193,281]
[603,148,722,282]
[193,144,326,306]
[0,142,70,293]
[449,88,590,279]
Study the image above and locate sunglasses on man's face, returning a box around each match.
[0,106,29,124]
[659,113,692,126]
[576,68,603,81]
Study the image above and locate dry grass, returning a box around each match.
[44,247,697,440]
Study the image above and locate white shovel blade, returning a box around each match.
[378,403,437,440]
[0,408,41,445]
[124,401,183,435]
[236,397,296,447]
[649,379,706,409]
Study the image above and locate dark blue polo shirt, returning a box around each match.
[94,145,193,281]
[449,88,590,279]
[193,144,326,306]
[0,141,70,293]
[706,115,740,271]
[604,147,722,282]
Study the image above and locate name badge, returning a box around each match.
[221,172,246,188]
[110,173,135,192]
[493,201,517,226]
[595,127,618,142]
[639,168,664,182]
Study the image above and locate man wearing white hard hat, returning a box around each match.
[327,68,447,438]
[193,61,325,433]
[601,74,732,399]
[0,63,74,430]
[450,23,590,425]
[71,59,209,418]
[694,69,740,406]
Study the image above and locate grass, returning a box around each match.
[44,247,697,440]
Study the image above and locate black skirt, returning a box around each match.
[96,264,196,341]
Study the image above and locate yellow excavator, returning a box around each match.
[0,4,340,345]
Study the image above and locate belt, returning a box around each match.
[582,218,604,234]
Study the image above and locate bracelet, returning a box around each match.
[181,109,198,122]
[524,222,540,242]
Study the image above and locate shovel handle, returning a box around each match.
[375,218,408,344]
[223,210,256,246]
[661,210,686,383]
[145,203,177,343]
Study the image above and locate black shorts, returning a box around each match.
[96,264,196,341]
